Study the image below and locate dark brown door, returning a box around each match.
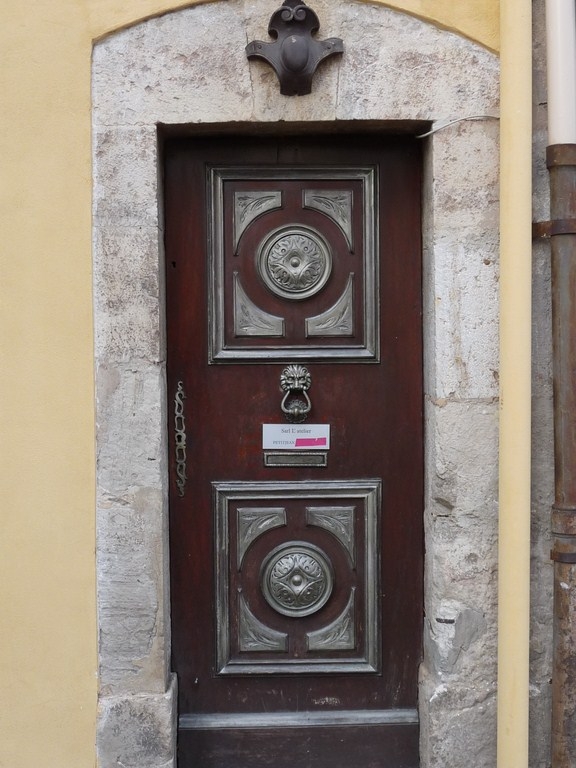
[165,134,423,768]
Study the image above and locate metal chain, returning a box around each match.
[174,381,187,497]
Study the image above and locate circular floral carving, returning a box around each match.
[261,542,334,617]
[257,226,332,300]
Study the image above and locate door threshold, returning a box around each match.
[180,708,418,729]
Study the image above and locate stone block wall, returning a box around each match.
[92,2,501,765]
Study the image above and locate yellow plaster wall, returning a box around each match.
[0,3,97,767]
[376,0,498,52]
[89,0,499,50]
[0,1,498,766]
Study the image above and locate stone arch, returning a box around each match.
[93,2,499,765]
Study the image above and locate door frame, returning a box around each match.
[165,136,424,767]
[92,4,500,767]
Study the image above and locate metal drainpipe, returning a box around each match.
[548,143,576,767]
[545,1,576,764]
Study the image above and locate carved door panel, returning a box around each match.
[165,135,423,768]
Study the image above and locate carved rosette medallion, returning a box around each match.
[261,542,333,617]
[257,226,332,300]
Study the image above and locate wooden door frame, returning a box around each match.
[92,5,500,767]
[164,136,423,767]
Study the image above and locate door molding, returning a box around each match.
[212,479,381,677]
[208,165,379,362]
[92,3,499,766]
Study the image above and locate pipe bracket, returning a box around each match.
[532,219,576,238]
[547,143,576,167]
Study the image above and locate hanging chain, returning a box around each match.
[174,381,187,497]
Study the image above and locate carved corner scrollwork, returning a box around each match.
[303,190,353,252]
[307,589,356,651]
[239,594,288,652]
[306,273,355,337]
[233,272,285,337]
[237,506,287,566]
[306,505,355,563]
[234,191,282,251]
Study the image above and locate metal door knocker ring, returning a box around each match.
[280,364,312,423]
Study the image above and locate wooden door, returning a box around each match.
[165,134,423,768]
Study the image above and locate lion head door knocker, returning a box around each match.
[280,364,312,423]
[246,0,344,96]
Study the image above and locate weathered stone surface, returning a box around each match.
[424,120,500,401]
[336,5,498,122]
[96,363,167,493]
[419,675,497,768]
[424,400,498,690]
[92,4,253,127]
[97,676,177,768]
[93,127,160,227]
[92,0,499,129]
[96,363,170,695]
[420,398,498,765]
[97,490,170,695]
[426,399,499,515]
[430,120,500,241]
[93,227,165,362]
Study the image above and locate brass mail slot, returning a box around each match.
[264,451,328,468]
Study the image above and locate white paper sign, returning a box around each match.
[262,424,330,450]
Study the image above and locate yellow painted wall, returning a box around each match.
[0,1,498,766]
[89,0,499,50]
